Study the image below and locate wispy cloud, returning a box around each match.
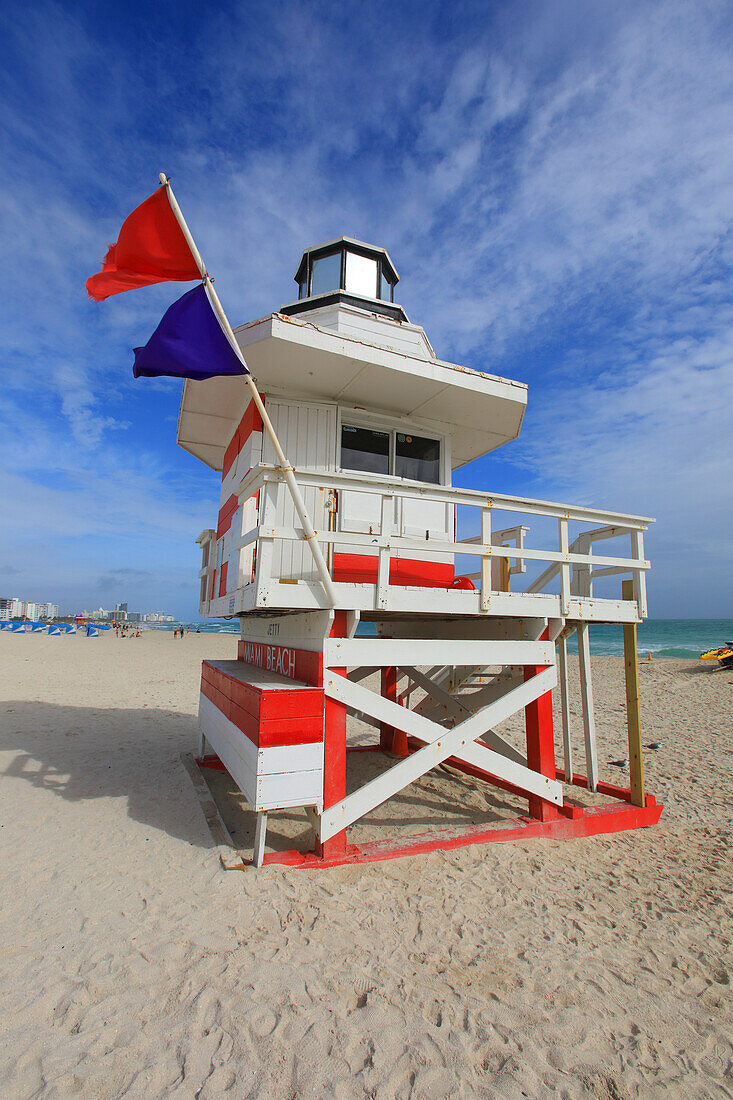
[0,0,731,615]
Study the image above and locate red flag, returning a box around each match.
[86,187,201,301]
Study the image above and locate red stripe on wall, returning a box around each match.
[221,400,265,480]
[333,553,454,588]
[239,399,264,441]
[222,432,239,479]
[218,561,228,596]
[200,681,324,747]
[216,494,239,538]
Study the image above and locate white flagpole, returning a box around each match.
[159,173,337,608]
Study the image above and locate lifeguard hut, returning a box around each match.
[180,237,660,867]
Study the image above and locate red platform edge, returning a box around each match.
[261,797,662,869]
[195,745,663,871]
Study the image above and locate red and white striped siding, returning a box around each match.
[199,656,325,811]
[210,400,263,599]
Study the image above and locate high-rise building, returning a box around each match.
[0,597,20,621]
[22,602,37,620]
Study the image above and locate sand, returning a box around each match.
[0,629,731,1099]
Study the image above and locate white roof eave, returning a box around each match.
[176,312,527,471]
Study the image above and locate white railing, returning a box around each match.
[199,464,651,619]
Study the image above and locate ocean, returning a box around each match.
[155,619,733,659]
[566,619,733,659]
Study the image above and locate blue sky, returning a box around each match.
[1,0,731,618]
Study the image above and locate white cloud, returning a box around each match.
[0,0,731,615]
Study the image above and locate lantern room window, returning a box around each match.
[344,252,378,298]
[311,252,341,297]
[286,237,404,320]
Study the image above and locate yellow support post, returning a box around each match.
[622,579,645,806]
[500,556,511,593]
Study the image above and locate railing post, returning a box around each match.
[254,476,279,605]
[573,533,591,599]
[557,631,573,781]
[630,530,647,618]
[230,502,244,593]
[480,505,492,611]
[622,579,645,806]
[376,493,392,610]
[558,517,570,615]
[499,549,511,592]
[577,622,599,791]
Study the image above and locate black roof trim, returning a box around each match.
[280,291,409,323]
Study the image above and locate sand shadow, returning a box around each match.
[0,701,212,851]
[673,663,730,677]
[202,747,532,858]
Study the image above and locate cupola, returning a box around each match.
[280,237,408,322]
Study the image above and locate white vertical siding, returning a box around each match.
[261,399,337,582]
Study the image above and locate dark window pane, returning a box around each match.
[395,432,440,483]
[341,424,390,475]
[311,252,341,296]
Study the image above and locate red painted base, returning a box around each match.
[194,750,663,871]
[261,795,662,869]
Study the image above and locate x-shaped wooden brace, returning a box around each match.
[319,660,560,843]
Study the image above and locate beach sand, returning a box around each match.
[0,630,730,1098]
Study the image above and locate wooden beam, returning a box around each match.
[577,623,599,792]
[524,628,559,821]
[622,579,645,807]
[253,812,268,868]
[557,632,573,782]
[319,666,560,840]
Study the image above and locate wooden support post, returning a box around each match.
[524,629,560,821]
[317,683,348,858]
[622,579,645,807]
[500,556,511,593]
[317,611,349,858]
[557,632,573,781]
[253,811,268,868]
[380,666,407,755]
[577,622,599,792]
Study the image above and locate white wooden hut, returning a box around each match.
[179,237,660,868]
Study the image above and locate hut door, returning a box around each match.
[261,398,337,583]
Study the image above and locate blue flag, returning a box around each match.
[133,283,248,381]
